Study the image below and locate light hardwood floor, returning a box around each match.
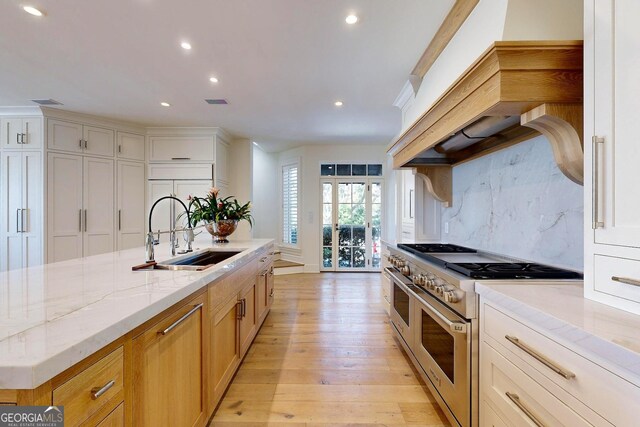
[210,272,449,426]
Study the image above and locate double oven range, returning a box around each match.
[385,243,581,427]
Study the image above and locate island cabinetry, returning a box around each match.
[238,280,257,357]
[132,293,207,427]
[52,346,124,426]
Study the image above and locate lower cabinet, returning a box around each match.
[480,299,640,427]
[132,294,207,427]
[96,403,124,427]
[210,295,241,405]
[238,281,257,358]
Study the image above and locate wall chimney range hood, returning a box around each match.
[388,41,584,206]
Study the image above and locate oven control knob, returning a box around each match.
[418,274,428,286]
[434,280,448,296]
[426,278,436,290]
[400,264,411,276]
[443,289,464,303]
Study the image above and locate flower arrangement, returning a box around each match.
[187,187,253,228]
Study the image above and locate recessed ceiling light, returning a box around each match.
[180,42,192,50]
[23,6,43,16]
[160,102,171,107]
[209,77,219,83]
[345,15,358,24]
[334,101,344,107]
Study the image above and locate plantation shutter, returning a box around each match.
[282,163,298,245]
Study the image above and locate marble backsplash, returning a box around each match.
[441,135,583,271]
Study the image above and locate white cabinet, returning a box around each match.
[215,136,230,189]
[2,117,42,149]
[47,119,114,157]
[585,0,640,313]
[480,299,640,427]
[117,161,145,250]
[47,153,114,262]
[147,180,211,236]
[400,169,415,240]
[0,152,42,271]
[116,132,145,161]
[148,136,214,162]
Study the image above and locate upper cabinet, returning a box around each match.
[116,131,145,161]
[2,117,42,149]
[148,136,214,162]
[47,118,114,156]
[584,0,640,314]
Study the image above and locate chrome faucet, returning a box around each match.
[146,196,194,263]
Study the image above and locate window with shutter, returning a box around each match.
[281,163,299,245]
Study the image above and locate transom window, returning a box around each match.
[320,163,382,177]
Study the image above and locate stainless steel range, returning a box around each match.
[385,243,581,427]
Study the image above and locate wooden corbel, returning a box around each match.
[413,166,452,207]
[521,103,584,185]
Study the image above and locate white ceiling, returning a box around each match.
[0,0,454,152]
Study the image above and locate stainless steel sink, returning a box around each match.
[153,249,242,271]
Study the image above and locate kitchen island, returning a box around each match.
[0,237,275,426]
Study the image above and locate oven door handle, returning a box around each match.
[419,296,468,334]
[384,267,413,286]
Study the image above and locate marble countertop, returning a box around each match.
[0,236,274,389]
[476,281,640,387]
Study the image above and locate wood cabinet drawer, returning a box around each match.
[96,403,124,427]
[53,347,123,427]
[481,341,594,427]
[483,303,638,426]
[593,254,640,305]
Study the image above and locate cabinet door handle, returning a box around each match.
[79,139,83,148]
[84,209,88,232]
[505,335,575,379]
[269,289,274,298]
[242,298,247,318]
[160,303,203,335]
[171,157,191,160]
[118,144,122,154]
[612,276,640,287]
[118,210,122,231]
[21,208,27,233]
[24,122,28,144]
[505,392,546,427]
[90,380,115,400]
[84,139,88,149]
[79,209,82,232]
[260,256,267,263]
[409,189,414,219]
[236,301,243,320]
[592,136,605,229]
[16,209,21,233]
[16,132,21,144]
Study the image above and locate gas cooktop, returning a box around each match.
[396,243,582,280]
[447,262,582,280]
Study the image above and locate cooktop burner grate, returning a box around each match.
[397,243,476,253]
[447,262,583,279]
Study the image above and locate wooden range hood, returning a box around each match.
[388,41,584,207]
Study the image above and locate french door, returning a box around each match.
[321,178,383,271]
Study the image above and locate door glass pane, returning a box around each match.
[352,183,365,203]
[338,204,352,223]
[338,247,352,267]
[353,247,365,267]
[323,183,332,203]
[352,203,365,224]
[352,226,365,246]
[421,310,455,383]
[323,247,332,268]
[370,182,382,269]
[322,225,332,246]
[368,164,382,176]
[338,183,351,203]
[338,226,352,245]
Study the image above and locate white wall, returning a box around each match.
[276,144,387,272]
[252,145,279,239]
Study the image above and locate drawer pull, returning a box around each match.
[612,276,640,287]
[259,256,268,262]
[90,380,115,400]
[505,335,575,380]
[505,392,546,427]
[269,289,274,298]
[160,303,203,335]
